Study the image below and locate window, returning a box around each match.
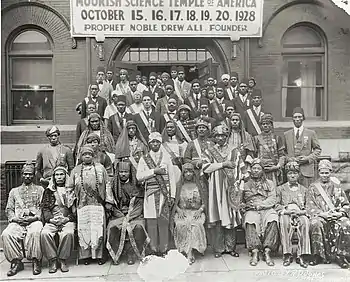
[8,30,53,123]
[281,25,325,118]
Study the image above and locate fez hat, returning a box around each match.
[96,66,105,73]
[251,88,262,98]
[292,107,305,119]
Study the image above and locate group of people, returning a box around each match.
[2,67,350,278]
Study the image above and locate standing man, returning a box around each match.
[196,98,216,129]
[136,132,177,256]
[283,107,321,188]
[176,104,197,142]
[148,72,165,105]
[184,79,202,118]
[234,79,251,117]
[170,66,178,84]
[81,83,108,119]
[230,72,240,98]
[115,69,133,106]
[135,70,148,93]
[244,89,264,137]
[156,80,178,115]
[95,66,113,104]
[2,162,44,276]
[210,82,230,122]
[175,66,192,101]
[221,74,235,101]
[106,66,117,89]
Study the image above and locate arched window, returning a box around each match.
[281,25,325,119]
[8,29,53,123]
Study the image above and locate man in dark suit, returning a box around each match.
[283,107,322,187]
[196,98,216,130]
[155,79,177,115]
[106,66,117,90]
[134,91,165,142]
[210,82,230,122]
[95,66,113,104]
[81,82,108,119]
[234,78,252,117]
[148,72,165,105]
[244,88,264,137]
[174,66,192,100]
[184,79,202,118]
[107,95,133,143]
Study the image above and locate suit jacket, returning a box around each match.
[155,96,182,115]
[97,81,113,104]
[244,107,264,136]
[210,98,231,121]
[149,85,165,104]
[224,86,238,100]
[184,93,202,118]
[234,94,252,117]
[108,112,133,143]
[283,128,321,178]
[134,110,165,142]
[174,79,192,100]
[81,96,108,119]
[107,79,117,90]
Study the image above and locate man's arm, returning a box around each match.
[35,150,44,180]
[306,130,321,163]
[258,181,277,209]
[5,189,16,222]
[65,147,75,175]
[81,100,87,119]
[136,157,156,182]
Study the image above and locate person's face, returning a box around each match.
[251,164,263,179]
[261,121,273,133]
[87,104,96,114]
[87,139,99,150]
[23,171,34,185]
[90,85,99,97]
[319,168,331,183]
[54,170,66,186]
[192,83,200,94]
[201,88,207,97]
[230,76,238,86]
[142,96,152,109]
[168,99,177,112]
[142,77,148,85]
[207,90,215,100]
[200,105,209,115]
[248,80,255,88]
[136,74,142,83]
[149,76,156,86]
[117,101,126,113]
[216,88,224,99]
[48,133,59,146]
[90,117,100,130]
[207,78,215,86]
[197,125,208,137]
[161,76,169,83]
[183,169,194,181]
[106,71,113,81]
[130,81,137,92]
[222,77,229,85]
[293,113,304,128]
[225,107,235,117]
[165,86,173,96]
[179,109,189,120]
[215,134,227,146]
[119,169,130,182]
[149,140,161,152]
[82,152,93,164]
[128,125,137,138]
[134,93,142,103]
[252,96,262,107]
[166,123,176,136]
[157,79,163,88]
[178,71,185,81]
[287,171,299,184]
[171,70,177,79]
[239,83,248,95]
[96,71,105,82]
[120,71,127,81]
[231,116,240,129]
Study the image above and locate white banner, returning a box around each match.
[70,0,263,38]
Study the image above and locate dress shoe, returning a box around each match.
[60,259,69,272]
[97,258,106,265]
[214,253,222,258]
[283,254,292,266]
[263,248,275,266]
[80,258,90,265]
[249,251,259,266]
[297,255,308,268]
[336,255,349,269]
[48,259,57,274]
[229,251,239,257]
[32,258,42,275]
[7,260,24,277]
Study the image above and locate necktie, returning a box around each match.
[296,129,300,140]
[147,111,150,119]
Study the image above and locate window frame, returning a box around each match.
[280,24,327,121]
[6,28,55,125]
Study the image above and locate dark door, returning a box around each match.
[197,58,219,85]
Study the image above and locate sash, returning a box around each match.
[175,81,185,101]
[176,121,191,143]
[113,114,123,133]
[187,96,197,111]
[246,109,261,135]
[129,155,138,170]
[212,101,221,116]
[128,104,136,114]
[162,143,178,163]
[193,139,202,159]
[164,113,171,122]
[226,87,234,100]
[174,86,184,102]
[139,111,151,133]
[314,182,335,210]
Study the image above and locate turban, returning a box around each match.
[81,145,94,156]
[251,158,263,168]
[231,72,239,79]
[161,72,170,78]
[168,94,178,102]
[177,66,185,73]
[171,66,178,72]
[118,161,131,171]
[318,159,332,171]
[129,73,137,82]
[22,161,35,173]
[200,98,210,106]
[191,79,200,86]
[212,125,230,136]
[96,66,105,73]
[221,74,230,80]
[216,81,225,89]
[260,113,274,124]
[126,120,137,128]
[149,72,157,78]
[251,89,262,98]
[164,79,174,88]
[117,95,127,104]
[86,133,100,143]
[178,104,191,112]
[88,113,101,121]
[149,132,162,143]
[292,107,305,119]
[53,166,68,175]
[285,160,300,172]
[182,163,195,171]
[231,112,242,119]
[46,125,60,137]
[195,119,210,130]
[249,77,256,85]
[119,69,128,75]
[240,78,249,86]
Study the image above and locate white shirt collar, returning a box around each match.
[294,125,304,136]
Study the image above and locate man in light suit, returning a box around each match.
[95,66,113,104]
[283,107,321,188]
[174,66,192,101]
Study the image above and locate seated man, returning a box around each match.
[41,166,76,273]
[241,159,279,267]
[106,161,149,265]
[2,162,44,276]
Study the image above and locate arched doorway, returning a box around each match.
[108,38,230,83]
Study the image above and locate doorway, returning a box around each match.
[137,65,198,82]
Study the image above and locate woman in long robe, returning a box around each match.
[67,145,109,265]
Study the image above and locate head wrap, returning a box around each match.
[126,119,137,128]
[88,112,101,122]
[45,125,60,137]
[251,88,262,98]
[216,81,225,89]
[129,73,137,82]
[200,98,210,106]
[149,72,157,79]
[116,95,127,104]
[171,66,178,72]
[80,145,94,156]
[231,72,239,79]
[285,160,300,172]
[161,72,170,78]
[318,159,332,171]
[195,119,210,130]
[177,66,185,73]
[53,166,69,175]
[248,77,256,87]
[221,74,230,81]
[22,161,35,174]
[119,69,128,75]
[149,132,162,143]
[96,66,105,73]
[251,158,263,168]
[240,78,249,86]
[212,125,230,136]
[86,133,100,143]
[178,104,191,112]
[133,91,142,99]
[292,107,305,119]
[260,113,274,124]
[191,79,200,86]
[182,163,195,171]
[164,79,174,89]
